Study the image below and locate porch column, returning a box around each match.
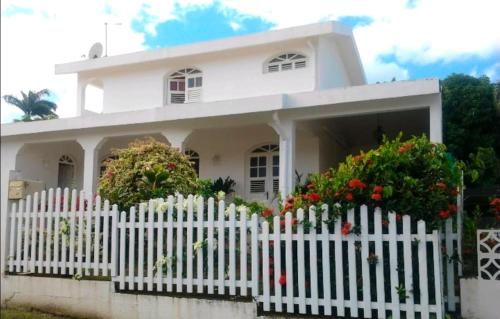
[1,142,23,275]
[270,114,296,197]
[429,95,443,143]
[162,129,192,152]
[77,136,105,196]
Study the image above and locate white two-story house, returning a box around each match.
[1,21,442,211]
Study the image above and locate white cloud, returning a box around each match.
[2,0,500,122]
[485,62,500,82]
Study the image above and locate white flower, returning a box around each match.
[236,205,247,213]
[157,202,168,214]
[334,203,342,209]
[154,255,171,273]
[224,206,231,217]
[193,240,204,252]
[217,191,226,201]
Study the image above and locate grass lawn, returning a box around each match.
[0,308,77,319]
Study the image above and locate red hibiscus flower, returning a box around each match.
[373,185,383,193]
[348,178,367,189]
[284,203,294,211]
[371,193,382,201]
[279,273,286,286]
[262,208,273,218]
[166,162,177,170]
[308,193,321,202]
[438,210,450,219]
[341,222,352,236]
[344,192,354,201]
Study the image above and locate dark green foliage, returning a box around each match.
[2,89,58,122]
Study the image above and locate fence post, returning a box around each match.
[110,204,118,277]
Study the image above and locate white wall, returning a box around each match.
[76,37,352,114]
[15,141,84,191]
[186,125,318,196]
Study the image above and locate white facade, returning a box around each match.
[0,21,443,275]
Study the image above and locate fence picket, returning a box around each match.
[388,213,400,319]
[445,218,455,311]
[207,198,215,294]
[186,195,194,293]
[111,204,118,277]
[52,190,60,274]
[296,209,306,313]
[60,188,69,275]
[374,208,386,318]
[229,204,236,295]
[102,200,110,276]
[417,221,430,319]
[433,230,444,319]
[347,209,358,317]
[273,215,282,312]
[285,212,294,313]
[45,189,53,273]
[38,191,47,273]
[130,206,137,290]
[147,199,154,291]
[157,198,165,292]
[176,195,184,293]
[8,203,17,272]
[137,204,146,291]
[217,200,225,295]
[119,211,126,290]
[76,191,85,275]
[69,189,77,275]
[360,205,371,318]
[23,195,31,272]
[166,196,174,292]
[84,192,92,275]
[239,207,247,296]
[93,196,101,275]
[262,220,270,311]
[309,207,319,315]
[334,211,345,317]
[402,215,415,319]
[251,213,259,298]
[30,192,39,272]
[196,196,204,294]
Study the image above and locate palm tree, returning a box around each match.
[2,89,58,122]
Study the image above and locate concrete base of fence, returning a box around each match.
[0,274,257,319]
[460,277,500,319]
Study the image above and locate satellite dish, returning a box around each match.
[88,42,103,59]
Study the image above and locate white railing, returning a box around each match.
[4,188,463,317]
[6,188,118,277]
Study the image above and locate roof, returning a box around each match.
[54,21,365,84]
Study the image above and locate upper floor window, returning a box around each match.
[265,53,307,73]
[167,68,202,104]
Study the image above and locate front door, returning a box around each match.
[247,144,279,202]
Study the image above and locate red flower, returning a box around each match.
[436,182,447,190]
[373,185,384,193]
[308,193,321,202]
[292,218,298,225]
[448,204,457,214]
[279,273,286,286]
[341,222,352,236]
[344,192,354,201]
[166,162,177,170]
[280,220,286,228]
[371,193,382,201]
[438,210,450,219]
[286,196,295,205]
[334,192,340,198]
[348,178,367,189]
[262,208,273,218]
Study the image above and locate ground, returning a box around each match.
[0,308,79,319]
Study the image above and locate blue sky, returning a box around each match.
[1,0,499,123]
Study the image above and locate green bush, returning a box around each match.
[288,134,463,228]
[98,137,198,211]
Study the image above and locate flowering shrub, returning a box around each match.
[98,137,198,211]
[286,134,462,228]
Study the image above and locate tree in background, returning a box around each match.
[2,89,58,122]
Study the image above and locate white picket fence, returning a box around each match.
[6,189,118,277]
[4,188,462,317]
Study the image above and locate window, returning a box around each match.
[167,68,202,104]
[265,53,307,73]
[57,155,75,189]
[247,144,279,201]
[185,149,200,176]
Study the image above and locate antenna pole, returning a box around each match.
[104,22,108,57]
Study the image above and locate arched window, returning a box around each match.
[185,149,200,176]
[265,53,307,73]
[167,68,202,104]
[57,155,75,189]
[247,144,279,200]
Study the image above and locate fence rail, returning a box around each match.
[4,188,462,317]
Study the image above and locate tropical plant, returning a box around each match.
[98,137,198,211]
[2,89,58,122]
